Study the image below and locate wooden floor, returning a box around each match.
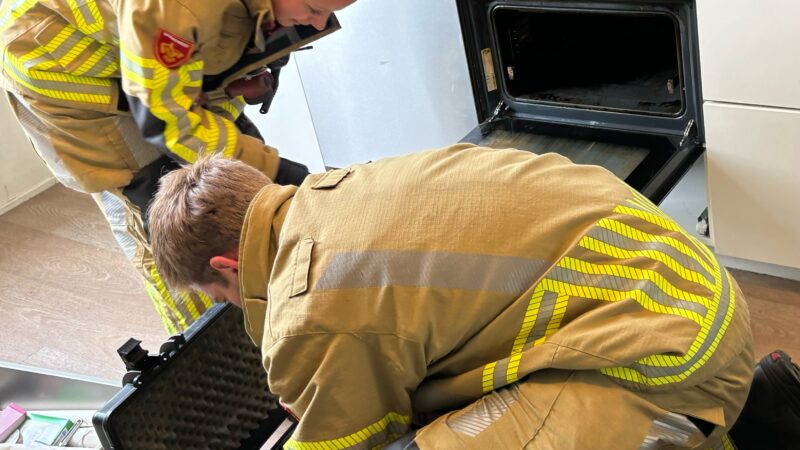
[0,185,165,382]
[0,185,799,383]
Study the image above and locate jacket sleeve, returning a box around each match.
[114,0,280,179]
[265,333,426,449]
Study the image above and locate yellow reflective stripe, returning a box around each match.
[601,263,733,385]
[625,189,664,216]
[541,293,568,343]
[721,433,736,450]
[202,108,222,153]
[685,230,717,269]
[42,23,77,53]
[145,282,179,335]
[580,235,714,292]
[539,278,704,325]
[598,218,715,278]
[3,59,111,103]
[0,0,37,33]
[122,45,240,162]
[285,412,411,450]
[34,60,59,71]
[626,190,719,265]
[558,256,711,308]
[149,265,189,331]
[179,292,201,321]
[120,64,153,89]
[22,66,110,86]
[615,204,681,234]
[505,288,543,384]
[58,35,93,67]
[615,203,717,266]
[218,100,244,120]
[481,361,497,393]
[66,0,87,30]
[72,45,113,76]
[197,290,214,310]
[12,24,112,86]
[120,45,160,69]
[222,114,238,158]
[66,0,104,36]
[502,290,568,387]
[95,60,118,78]
[20,47,48,65]
[137,60,196,161]
[506,353,523,386]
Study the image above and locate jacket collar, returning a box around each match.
[238,183,296,345]
[242,0,276,50]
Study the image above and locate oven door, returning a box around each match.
[461,117,702,205]
[457,0,704,204]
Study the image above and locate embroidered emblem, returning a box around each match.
[155,29,194,68]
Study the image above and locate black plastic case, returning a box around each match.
[93,304,296,450]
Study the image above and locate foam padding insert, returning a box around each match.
[99,305,275,449]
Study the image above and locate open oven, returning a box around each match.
[457,0,704,204]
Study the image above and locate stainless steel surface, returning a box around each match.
[293,0,478,168]
[0,361,119,410]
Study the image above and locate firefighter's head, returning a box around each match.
[272,0,356,31]
[149,155,273,307]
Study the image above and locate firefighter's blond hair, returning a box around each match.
[148,155,271,289]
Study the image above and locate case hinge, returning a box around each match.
[679,119,699,148]
[486,100,509,125]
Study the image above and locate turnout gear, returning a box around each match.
[0,0,336,331]
[239,144,754,449]
[729,350,800,450]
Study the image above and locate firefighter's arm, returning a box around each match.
[114,0,280,179]
[265,333,425,449]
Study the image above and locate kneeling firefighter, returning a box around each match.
[0,0,355,333]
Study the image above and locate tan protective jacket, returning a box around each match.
[239,145,752,449]
[0,0,334,192]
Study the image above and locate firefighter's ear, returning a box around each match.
[209,254,239,273]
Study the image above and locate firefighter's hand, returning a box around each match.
[225,71,275,107]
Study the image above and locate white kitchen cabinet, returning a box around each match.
[705,102,800,269]
[696,0,800,110]
[0,98,54,215]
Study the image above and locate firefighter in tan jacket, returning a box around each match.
[0,0,354,333]
[148,145,754,449]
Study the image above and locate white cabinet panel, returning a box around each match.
[697,0,800,109]
[0,98,54,215]
[705,102,800,269]
[293,0,477,168]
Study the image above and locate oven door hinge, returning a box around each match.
[485,100,510,125]
[679,119,699,148]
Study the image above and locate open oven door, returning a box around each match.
[457,0,705,205]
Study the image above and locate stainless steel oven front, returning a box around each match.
[457,0,704,204]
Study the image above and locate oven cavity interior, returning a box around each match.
[494,8,684,116]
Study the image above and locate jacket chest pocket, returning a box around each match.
[6,14,119,112]
[289,238,315,298]
[31,15,118,78]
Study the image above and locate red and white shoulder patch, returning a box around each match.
[154,29,194,69]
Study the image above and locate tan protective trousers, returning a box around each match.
[90,188,212,334]
[6,92,211,334]
[412,344,753,450]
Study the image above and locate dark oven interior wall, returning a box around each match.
[494,9,683,116]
